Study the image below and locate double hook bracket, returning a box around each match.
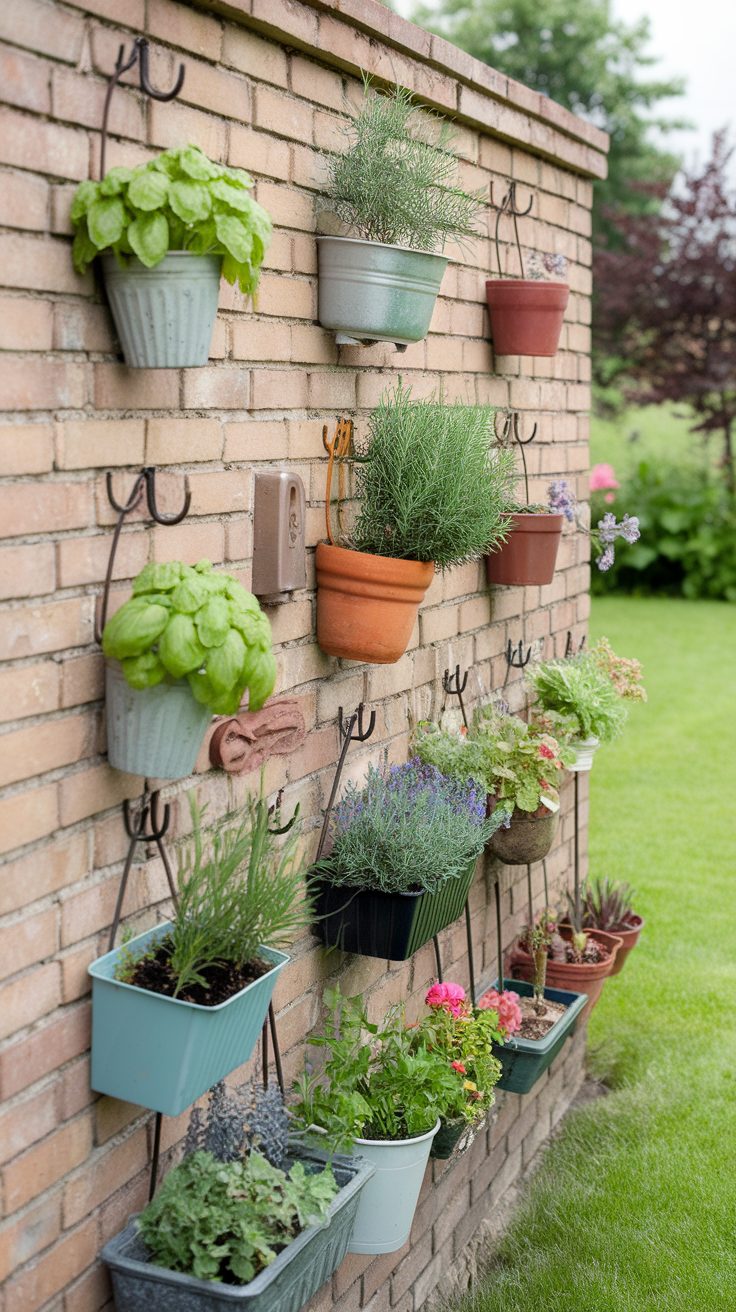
[442,665,469,730]
[108,790,178,952]
[489,180,534,281]
[495,409,538,506]
[99,37,186,177]
[314,703,376,864]
[95,467,191,643]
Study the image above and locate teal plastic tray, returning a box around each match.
[486,978,587,1095]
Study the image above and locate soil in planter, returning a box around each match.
[515,994,567,1040]
[122,937,271,1006]
[551,934,611,966]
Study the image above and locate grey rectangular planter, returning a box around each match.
[101,1149,375,1312]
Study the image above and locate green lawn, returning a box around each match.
[458,596,736,1312]
[590,404,703,479]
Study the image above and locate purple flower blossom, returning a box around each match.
[548,480,576,523]
[620,514,640,544]
[597,544,615,572]
[593,511,641,570]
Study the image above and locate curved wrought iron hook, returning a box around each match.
[442,665,468,696]
[506,638,532,670]
[137,38,185,101]
[490,180,534,279]
[106,469,146,516]
[267,791,301,836]
[564,630,586,659]
[512,414,538,445]
[351,703,376,743]
[99,38,185,178]
[143,467,191,526]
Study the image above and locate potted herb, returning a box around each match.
[576,875,644,976]
[292,990,458,1254]
[89,795,311,1115]
[318,82,484,346]
[71,145,272,367]
[317,382,515,663]
[102,559,276,780]
[486,480,576,587]
[415,708,573,865]
[103,1082,375,1312]
[506,908,622,1020]
[485,250,569,358]
[312,759,504,959]
[527,637,645,771]
[420,982,508,1159]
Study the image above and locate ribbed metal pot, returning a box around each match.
[106,661,211,781]
[317,236,448,345]
[101,252,222,368]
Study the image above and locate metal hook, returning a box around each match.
[494,412,538,504]
[267,790,301,836]
[506,638,532,670]
[340,702,376,744]
[442,665,469,730]
[99,37,185,179]
[143,467,191,526]
[322,417,353,546]
[490,180,534,280]
[110,790,177,952]
[564,630,586,659]
[137,38,185,102]
[314,704,375,863]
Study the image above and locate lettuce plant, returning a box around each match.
[101,559,276,715]
[70,145,272,295]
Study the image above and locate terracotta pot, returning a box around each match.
[487,804,558,865]
[605,915,644,976]
[485,512,564,586]
[506,927,622,1020]
[315,542,433,664]
[485,280,569,356]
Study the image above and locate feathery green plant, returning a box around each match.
[323,81,485,251]
[527,653,627,744]
[165,789,312,996]
[347,381,515,567]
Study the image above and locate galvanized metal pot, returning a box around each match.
[317,236,447,346]
[105,661,211,782]
[347,1120,439,1254]
[101,251,222,368]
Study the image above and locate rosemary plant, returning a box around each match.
[324,81,485,252]
[166,790,312,997]
[348,382,515,568]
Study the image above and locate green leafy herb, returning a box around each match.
[71,145,272,296]
[102,559,275,715]
[526,652,628,744]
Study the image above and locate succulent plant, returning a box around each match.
[576,876,637,933]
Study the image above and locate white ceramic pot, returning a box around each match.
[347,1120,439,1254]
[568,735,600,772]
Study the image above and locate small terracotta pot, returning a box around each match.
[506,927,622,1020]
[485,280,569,357]
[487,804,558,865]
[605,915,644,976]
[486,512,564,586]
[315,542,434,664]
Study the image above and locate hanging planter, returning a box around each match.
[89,921,288,1115]
[568,735,600,772]
[430,1116,480,1161]
[316,384,515,665]
[317,84,485,347]
[70,145,272,369]
[487,804,559,865]
[606,915,643,975]
[101,559,276,782]
[485,193,568,358]
[313,857,477,960]
[482,978,587,1095]
[347,1123,439,1254]
[318,237,448,347]
[507,927,622,1021]
[486,511,564,586]
[102,1147,375,1312]
[315,542,433,664]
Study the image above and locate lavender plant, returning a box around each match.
[315,759,504,895]
[508,477,640,571]
[183,1080,291,1167]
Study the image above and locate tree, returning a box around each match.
[595,133,736,492]
[411,0,686,243]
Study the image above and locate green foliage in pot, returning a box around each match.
[576,875,638,933]
[101,559,275,715]
[71,145,272,294]
[315,758,504,896]
[291,989,460,1148]
[344,382,516,567]
[139,1082,336,1286]
[415,707,573,813]
[323,80,485,251]
[116,789,313,998]
[527,650,628,744]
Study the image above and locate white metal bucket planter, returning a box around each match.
[317,236,447,347]
[105,661,211,781]
[102,251,222,368]
[347,1120,440,1254]
[568,736,600,772]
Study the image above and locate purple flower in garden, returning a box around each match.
[620,515,640,544]
[593,511,641,570]
[548,480,576,523]
[597,512,619,544]
[597,545,615,572]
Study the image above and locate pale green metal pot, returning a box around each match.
[317,236,448,346]
[101,252,222,367]
[105,661,211,781]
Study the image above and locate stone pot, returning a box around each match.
[487,805,559,865]
[485,279,569,356]
[315,541,433,664]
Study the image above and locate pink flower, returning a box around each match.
[590,463,619,492]
[538,743,554,760]
[478,988,523,1037]
[451,1060,467,1074]
[425,981,466,1017]
[604,492,616,503]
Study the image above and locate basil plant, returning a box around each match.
[70,145,272,296]
[102,560,276,715]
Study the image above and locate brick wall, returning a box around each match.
[0,2,606,1309]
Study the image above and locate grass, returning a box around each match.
[455,596,736,1312]
[590,403,718,481]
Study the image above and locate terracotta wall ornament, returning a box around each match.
[207,697,307,775]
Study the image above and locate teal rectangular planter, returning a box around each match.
[89,922,289,1116]
[490,979,587,1095]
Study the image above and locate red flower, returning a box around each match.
[451,1060,467,1074]
[538,743,555,760]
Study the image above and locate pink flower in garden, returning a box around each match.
[451,1060,467,1074]
[478,988,523,1037]
[538,743,555,760]
[425,981,466,1017]
[590,463,619,492]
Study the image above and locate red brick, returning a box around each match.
[182,367,251,411]
[0,424,53,475]
[60,652,104,709]
[148,97,227,162]
[0,1002,90,1099]
[0,780,58,855]
[254,85,313,144]
[223,420,288,462]
[0,358,87,411]
[57,528,148,589]
[177,55,249,122]
[0,711,98,787]
[58,764,140,828]
[0,962,61,1041]
[53,300,116,353]
[0,480,91,539]
[148,0,223,60]
[0,660,60,722]
[0,296,53,352]
[251,369,308,410]
[222,25,288,86]
[0,596,93,660]
[51,65,143,139]
[0,45,51,115]
[3,1114,92,1212]
[145,417,223,463]
[0,106,88,182]
[3,1216,97,1312]
[57,419,146,470]
[0,832,87,917]
[93,366,180,412]
[229,124,290,182]
[0,1195,61,1284]
[0,905,58,980]
[0,541,55,598]
[63,1126,149,1227]
[0,170,49,233]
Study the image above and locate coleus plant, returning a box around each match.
[101,559,276,715]
[70,145,272,295]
